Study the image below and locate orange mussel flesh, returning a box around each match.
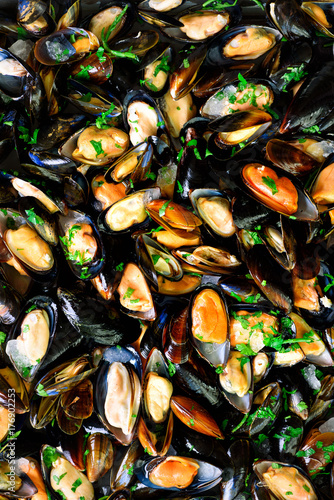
[243,164,298,215]
[149,456,200,488]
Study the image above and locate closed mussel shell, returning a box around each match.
[65,79,122,122]
[171,395,223,439]
[60,379,93,420]
[86,432,114,482]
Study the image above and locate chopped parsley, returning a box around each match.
[159,200,171,217]
[43,446,61,468]
[168,360,176,377]
[282,64,308,92]
[262,176,278,195]
[25,208,44,225]
[95,103,116,129]
[71,479,82,492]
[90,139,107,158]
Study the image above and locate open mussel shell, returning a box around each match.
[219,350,253,413]
[0,48,33,99]
[160,6,240,43]
[34,27,99,66]
[173,245,241,275]
[253,460,318,499]
[17,0,55,36]
[64,79,123,121]
[206,25,281,66]
[309,152,334,213]
[261,215,297,271]
[123,90,168,145]
[201,77,275,120]
[117,262,156,321]
[0,366,30,414]
[0,459,38,498]
[84,0,136,45]
[139,348,173,455]
[98,187,160,235]
[34,354,97,397]
[137,0,183,13]
[40,445,95,500]
[18,197,58,246]
[289,312,333,367]
[301,1,334,37]
[134,455,222,492]
[169,43,207,100]
[190,188,236,239]
[188,284,230,367]
[105,141,153,185]
[1,171,67,214]
[6,295,57,382]
[228,303,283,354]
[137,44,172,98]
[57,209,105,280]
[0,208,57,284]
[136,234,183,291]
[208,110,273,160]
[241,162,319,221]
[94,346,142,445]
[59,124,129,166]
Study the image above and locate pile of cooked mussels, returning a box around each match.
[3,0,334,498]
